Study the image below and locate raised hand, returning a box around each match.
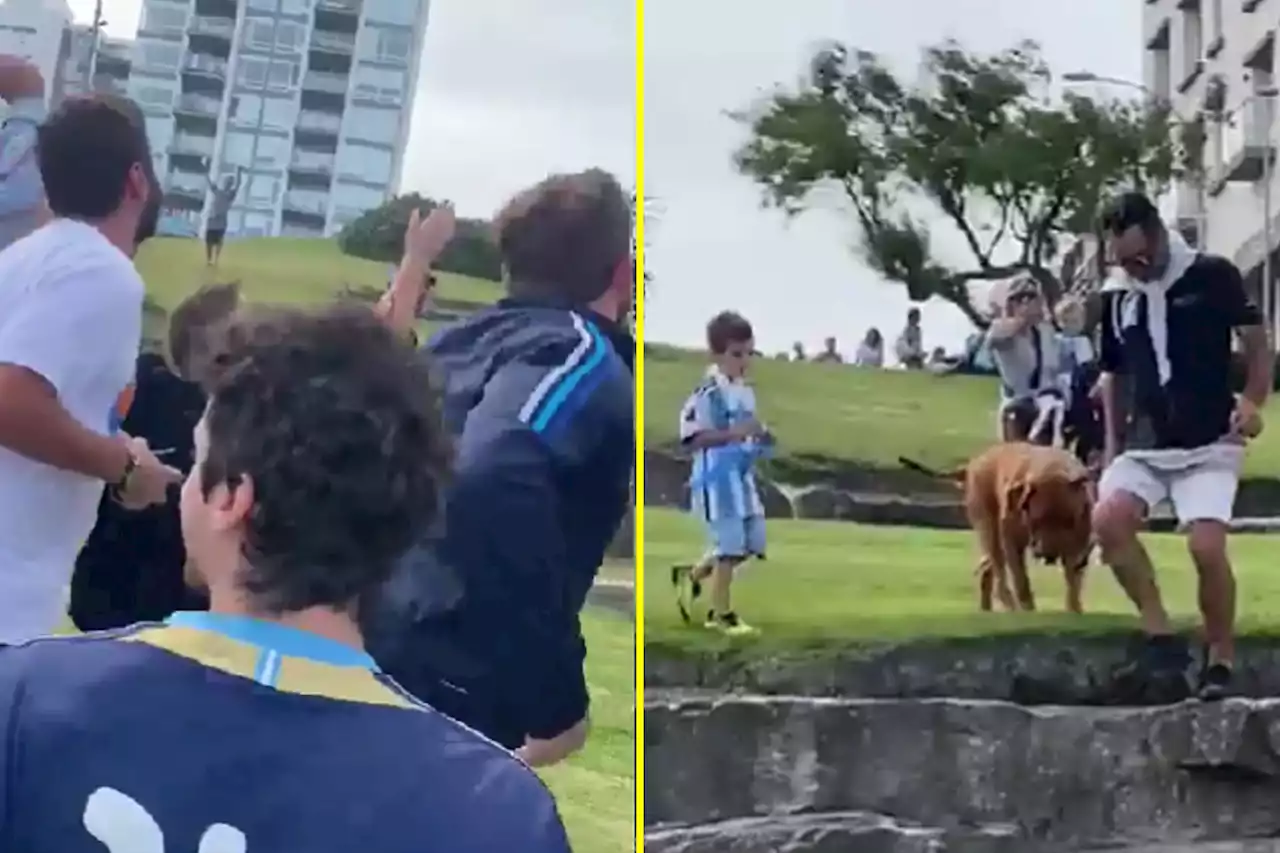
[404,204,456,268]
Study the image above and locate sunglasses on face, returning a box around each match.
[1116,252,1152,276]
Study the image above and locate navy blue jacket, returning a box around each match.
[364,298,634,747]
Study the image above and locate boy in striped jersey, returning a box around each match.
[672,311,772,636]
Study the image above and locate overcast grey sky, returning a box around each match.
[73,0,634,218]
[645,0,1143,353]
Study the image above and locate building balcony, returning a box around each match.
[296,111,341,134]
[138,19,187,39]
[283,191,329,216]
[316,0,360,14]
[289,151,336,174]
[310,31,354,54]
[188,15,234,39]
[91,75,128,97]
[169,134,215,159]
[165,176,207,198]
[302,70,348,95]
[174,93,222,117]
[1219,97,1277,183]
[183,54,228,79]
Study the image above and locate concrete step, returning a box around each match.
[644,693,1280,847]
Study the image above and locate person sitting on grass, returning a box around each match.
[70,281,241,631]
[0,305,571,850]
[854,327,884,368]
[670,310,774,636]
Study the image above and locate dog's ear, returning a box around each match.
[1006,481,1032,512]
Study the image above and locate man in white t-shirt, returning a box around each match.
[0,93,179,644]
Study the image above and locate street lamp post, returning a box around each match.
[82,0,105,93]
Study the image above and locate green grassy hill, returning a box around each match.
[644,345,1280,481]
[136,236,501,309]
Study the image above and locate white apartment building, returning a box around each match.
[0,0,131,113]
[1142,0,1280,326]
[130,0,430,239]
[0,0,75,105]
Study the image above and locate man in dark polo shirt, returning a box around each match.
[1093,192,1272,701]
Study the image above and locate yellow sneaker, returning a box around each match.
[707,611,758,637]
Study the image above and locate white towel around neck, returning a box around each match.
[1101,229,1198,386]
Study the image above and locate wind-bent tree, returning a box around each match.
[630,188,660,329]
[733,40,1186,325]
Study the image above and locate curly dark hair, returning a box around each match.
[201,305,450,613]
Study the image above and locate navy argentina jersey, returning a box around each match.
[0,613,571,853]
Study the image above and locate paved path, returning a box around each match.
[586,578,634,619]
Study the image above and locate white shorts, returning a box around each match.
[1098,442,1244,526]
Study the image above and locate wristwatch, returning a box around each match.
[109,445,139,500]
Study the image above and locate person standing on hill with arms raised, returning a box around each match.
[0,94,179,645]
[202,159,242,269]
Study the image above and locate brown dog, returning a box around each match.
[900,443,1094,613]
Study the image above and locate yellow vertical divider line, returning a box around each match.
[632,0,646,847]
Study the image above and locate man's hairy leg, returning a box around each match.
[1186,519,1236,666]
[1094,491,1173,635]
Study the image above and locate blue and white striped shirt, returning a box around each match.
[0,96,44,250]
[679,367,766,521]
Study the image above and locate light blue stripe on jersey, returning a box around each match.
[517,312,607,435]
[254,649,282,686]
[687,381,764,520]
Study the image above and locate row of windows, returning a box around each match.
[133,84,402,145]
[239,0,420,25]
[243,18,306,53]
[236,56,302,91]
[219,131,396,183]
[133,41,411,84]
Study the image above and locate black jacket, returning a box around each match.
[69,353,208,631]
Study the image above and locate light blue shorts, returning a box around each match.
[704,514,766,558]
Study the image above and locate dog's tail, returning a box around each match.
[897,456,967,483]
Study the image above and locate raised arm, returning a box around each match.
[376,205,454,339]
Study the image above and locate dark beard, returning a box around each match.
[134,193,160,249]
[133,169,162,249]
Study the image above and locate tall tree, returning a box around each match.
[631,188,657,326]
[733,40,1186,326]
[338,194,503,282]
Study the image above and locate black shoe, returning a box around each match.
[670,564,692,624]
[1197,663,1234,701]
[670,565,704,625]
[1111,634,1193,705]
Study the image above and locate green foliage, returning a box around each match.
[733,39,1185,326]
[337,193,503,282]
